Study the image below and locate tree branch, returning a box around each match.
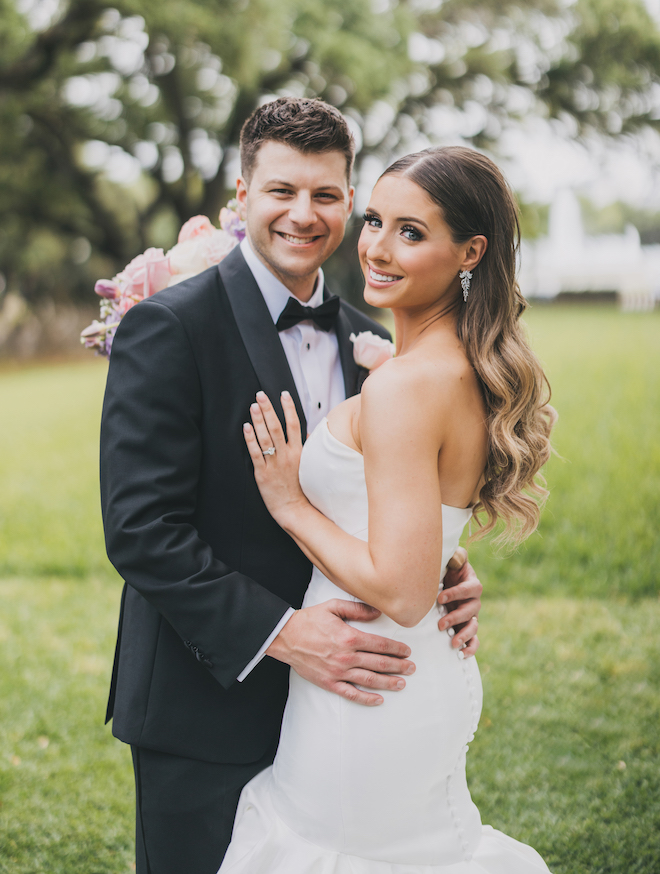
[0,0,105,90]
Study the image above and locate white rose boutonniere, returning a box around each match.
[350,331,395,371]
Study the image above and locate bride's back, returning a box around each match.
[327,335,488,512]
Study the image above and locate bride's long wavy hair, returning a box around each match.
[382,146,556,545]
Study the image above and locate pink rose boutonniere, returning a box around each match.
[350,331,395,371]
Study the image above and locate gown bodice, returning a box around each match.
[298,418,475,612]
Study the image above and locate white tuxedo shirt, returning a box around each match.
[237,237,347,680]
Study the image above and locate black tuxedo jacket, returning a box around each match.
[100,246,391,764]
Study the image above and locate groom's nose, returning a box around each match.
[288,192,317,227]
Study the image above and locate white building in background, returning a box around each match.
[519,189,660,311]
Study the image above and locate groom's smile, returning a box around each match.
[276,232,323,247]
[236,141,354,302]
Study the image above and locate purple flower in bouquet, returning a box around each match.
[219,199,246,242]
[94,279,120,299]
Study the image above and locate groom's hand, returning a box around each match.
[438,548,482,658]
[266,600,415,706]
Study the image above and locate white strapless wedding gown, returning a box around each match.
[218,419,551,873]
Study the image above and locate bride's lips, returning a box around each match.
[366,265,403,288]
[275,231,323,248]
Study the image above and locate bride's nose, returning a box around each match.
[365,233,391,265]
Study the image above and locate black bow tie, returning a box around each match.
[275,295,340,332]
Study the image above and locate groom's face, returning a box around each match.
[236,141,354,301]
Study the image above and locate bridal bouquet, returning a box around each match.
[81,200,246,358]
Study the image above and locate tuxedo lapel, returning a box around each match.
[218,248,308,436]
[332,297,361,399]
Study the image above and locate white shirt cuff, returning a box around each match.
[236,608,296,682]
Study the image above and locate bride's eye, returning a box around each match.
[401,225,423,242]
[363,212,381,228]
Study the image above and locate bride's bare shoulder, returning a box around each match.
[361,349,474,414]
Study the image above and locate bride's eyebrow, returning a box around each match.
[397,216,429,230]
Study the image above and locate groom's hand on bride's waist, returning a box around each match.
[265,600,415,707]
[438,547,482,659]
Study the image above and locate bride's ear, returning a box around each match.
[461,235,488,273]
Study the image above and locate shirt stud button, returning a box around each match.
[317,402,321,409]
[306,343,310,350]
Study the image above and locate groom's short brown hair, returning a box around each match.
[240,97,355,183]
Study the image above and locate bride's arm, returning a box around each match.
[244,362,451,628]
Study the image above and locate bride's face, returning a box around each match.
[358,174,470,313]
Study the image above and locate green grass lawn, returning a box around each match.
[466,306,660,600]
[0,306,658,872]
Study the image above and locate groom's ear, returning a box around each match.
[347,185,355,219]
[236,177,248,209]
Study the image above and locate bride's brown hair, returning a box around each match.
[382,146,556,545]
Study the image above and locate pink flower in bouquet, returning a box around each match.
[350,331,395,370]
[167,229,237,287]
[168,238,211,279]
[178,215,215,243]
[119,248,171,300]
[116,295,140,316]
[204,229,238,265]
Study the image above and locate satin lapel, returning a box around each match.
[333,301,361,399]
[218,249,308,436]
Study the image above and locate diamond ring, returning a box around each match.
[262,447,276,456]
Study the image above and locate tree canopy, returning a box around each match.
[1,0,659,305]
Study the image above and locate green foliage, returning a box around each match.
[398,0,660,146]
[0,307,659,870]
[518,200,550,239]
[2,0,660,305]
[551,0,660,134]
[465,307,660,599]
[0,0,414,304]
[579,197,660,243]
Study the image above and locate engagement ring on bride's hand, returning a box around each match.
[262,447,276,456]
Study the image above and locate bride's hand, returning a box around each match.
[243,390,307,526]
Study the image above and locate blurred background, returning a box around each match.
[2,0,660,351]
[0,1,658,872]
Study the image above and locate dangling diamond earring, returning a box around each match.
[459,270,472,302]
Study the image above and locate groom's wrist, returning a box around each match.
[265,609,300,665]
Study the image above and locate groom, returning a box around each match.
[101,97,482,874]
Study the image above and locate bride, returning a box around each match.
[220,146,556,873]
